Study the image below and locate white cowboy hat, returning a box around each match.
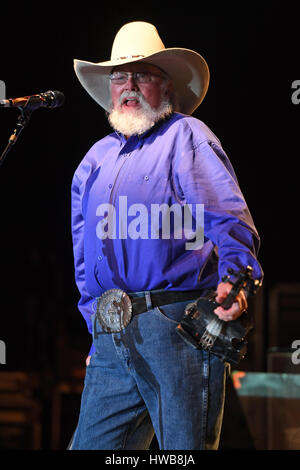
[74,21,210,115]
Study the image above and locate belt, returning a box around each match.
[129,290,201,315]
[96,288,201,333]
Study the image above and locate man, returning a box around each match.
[70,21,263,450]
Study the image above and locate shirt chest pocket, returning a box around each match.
[126,174,169,185]
[120,174,170,204]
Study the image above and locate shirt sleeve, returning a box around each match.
[173,130,263,285]
[71,172,96,356]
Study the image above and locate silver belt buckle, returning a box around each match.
[96,288,132,333]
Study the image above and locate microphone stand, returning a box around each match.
[0,102,33,168]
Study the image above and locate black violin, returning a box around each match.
[176,266,261,364]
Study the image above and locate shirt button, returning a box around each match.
[108,183,112,189]
[98,255,102,261]
[144,175,149,181]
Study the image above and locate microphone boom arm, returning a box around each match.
[0,90,65,168]
[0,103,33,168]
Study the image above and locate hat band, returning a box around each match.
[115,54,145,60]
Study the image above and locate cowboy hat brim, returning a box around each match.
[74,47,209,115]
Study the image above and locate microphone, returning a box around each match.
[0,90,65,111]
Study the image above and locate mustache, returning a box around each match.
[118,90,144,105]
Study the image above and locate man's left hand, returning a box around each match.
[214,282,247,322]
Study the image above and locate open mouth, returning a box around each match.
[122,97,140,107]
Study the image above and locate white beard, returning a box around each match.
[108,91,173,136]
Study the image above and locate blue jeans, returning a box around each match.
[70,294,229,450]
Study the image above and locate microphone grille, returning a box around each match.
[42,90,65,108]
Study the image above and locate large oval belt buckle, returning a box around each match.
[96,288,132,333]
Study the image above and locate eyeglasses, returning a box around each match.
[109,71,166,85]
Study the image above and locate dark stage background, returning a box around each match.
[0,1,299,450]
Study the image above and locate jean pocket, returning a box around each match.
[86,351,97,368]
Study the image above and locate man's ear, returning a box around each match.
[165,79,173,97]
[164,80,177,110]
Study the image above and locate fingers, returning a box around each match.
[214,283,248,322]
[215,282,233,304]
[214,302,241,321]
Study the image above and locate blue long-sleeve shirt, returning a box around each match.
[71,112,263,354]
